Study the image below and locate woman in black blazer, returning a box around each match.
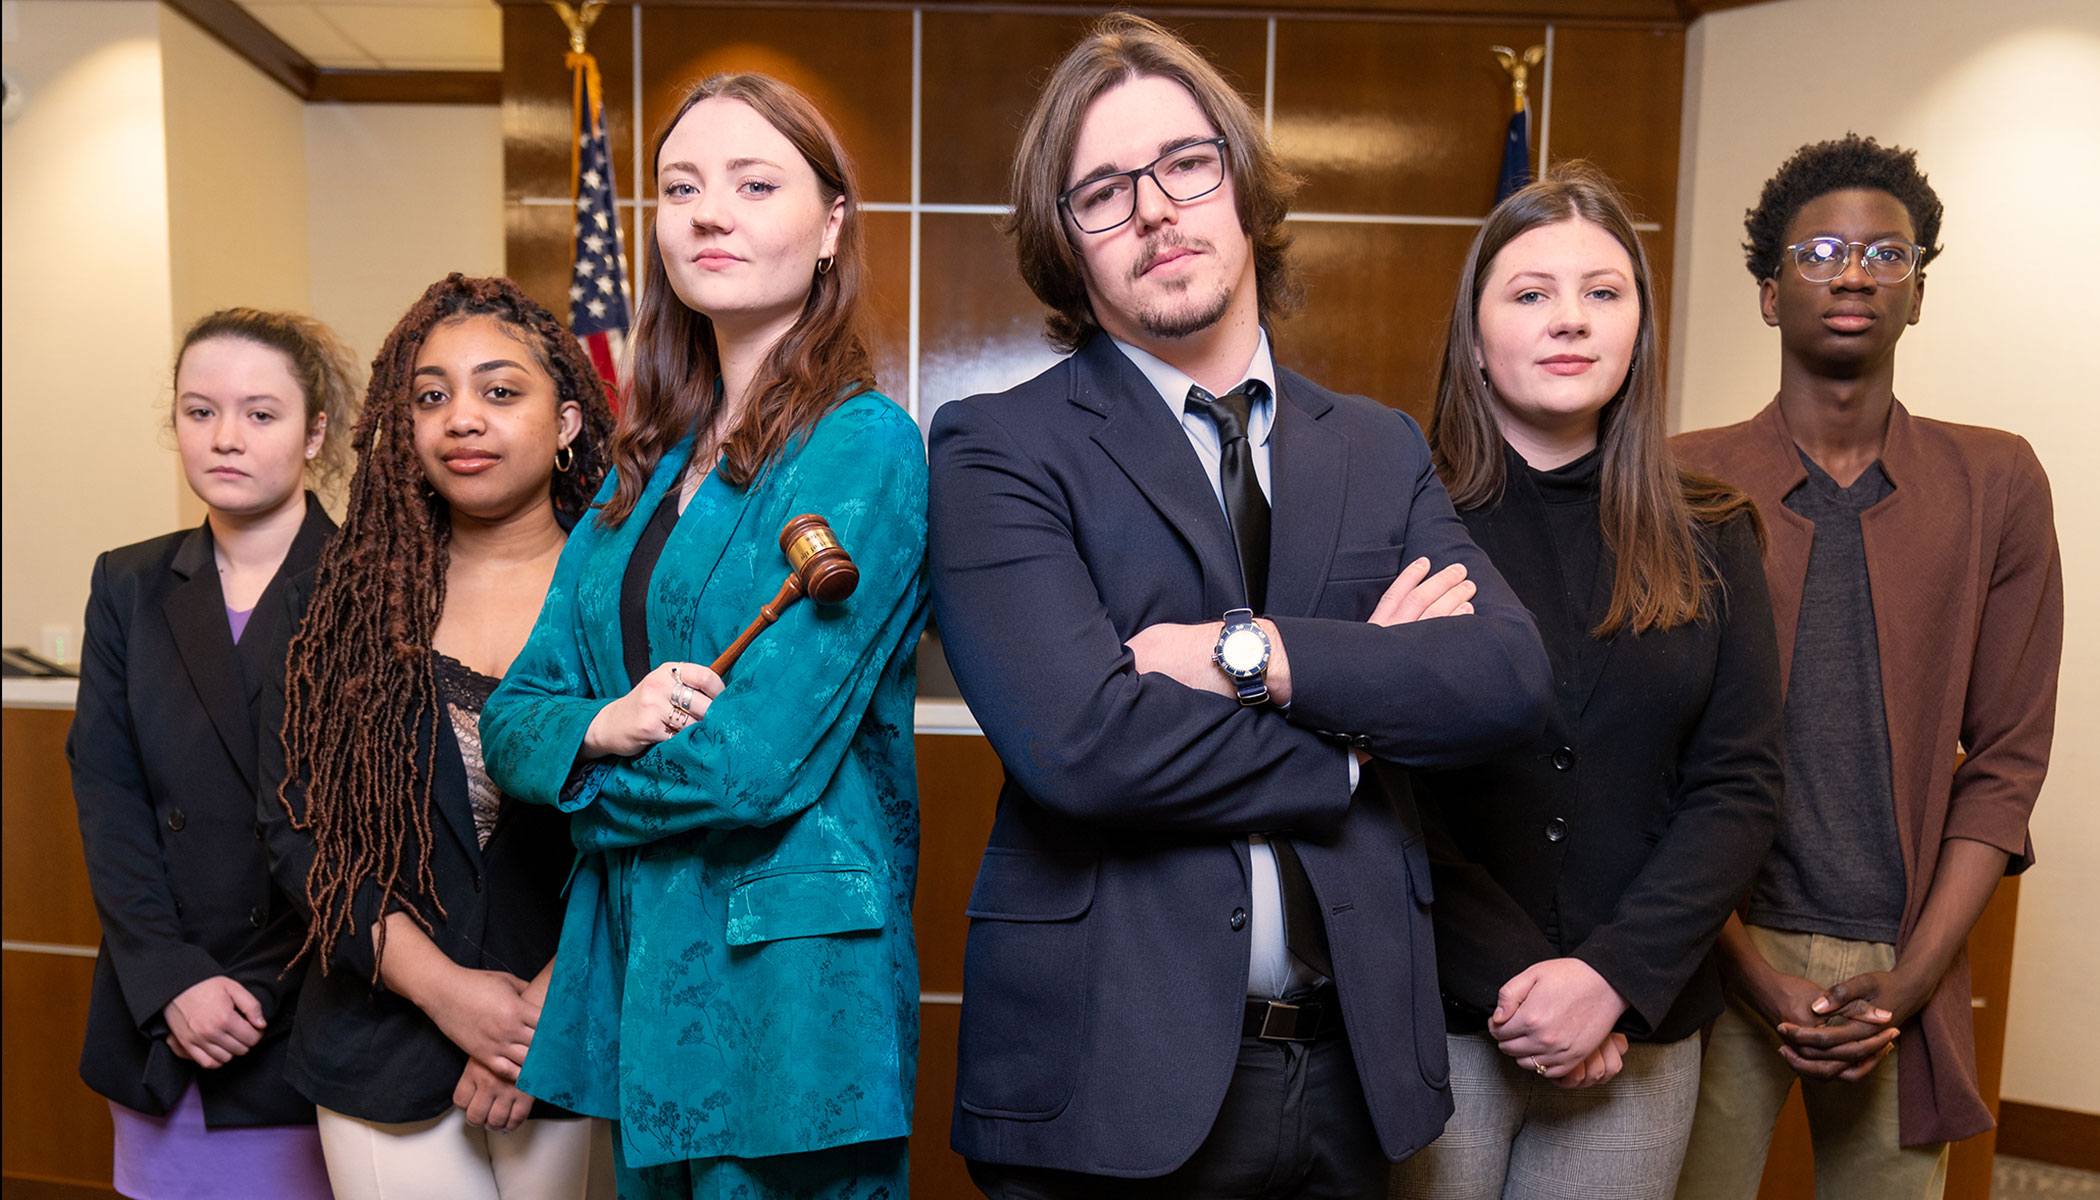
[1390,165,1784,1200]
[69,307,357,1199]
[259,276,616,1199]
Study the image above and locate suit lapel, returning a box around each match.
[162,524,259,792]
[237,494,336,702]
[1735,403,1813,696]
[1077,338,1246,617]
[1264,371,1344,618]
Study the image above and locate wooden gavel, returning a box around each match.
[707,514,860,678]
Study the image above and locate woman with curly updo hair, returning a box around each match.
[71,306,355,1200]
[260,274,617,1199]
[480,73,928,1199]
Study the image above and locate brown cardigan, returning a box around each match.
[1674,399,2063,1146]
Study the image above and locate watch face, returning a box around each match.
[1219,628,1267,674]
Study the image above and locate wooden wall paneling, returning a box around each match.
[911,1001,972,1198]
[917,213,1067,426]
[912,735,1002,995]
[919,12,1267,206]
[0,1179,116,1200]
[0,953,111,1191]
[863,210,913,404]
[504,5,638,204]
[2,710,98,947]
[640,7,916,205]
[506,202,641,343]
[1273,19,1548,217]
[1539,25,1683,224]
[1272,221,1481,424]
[912,735,1001,1195]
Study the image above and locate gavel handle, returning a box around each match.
[708,573,807,678]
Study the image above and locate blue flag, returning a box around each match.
[1496,105,1532,203]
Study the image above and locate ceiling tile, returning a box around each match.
[241,5,380,68]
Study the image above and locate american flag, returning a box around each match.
[568,51,631,397]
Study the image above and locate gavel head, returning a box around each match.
[778,514,860,604]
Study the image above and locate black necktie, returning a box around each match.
[1187,383,1269,615]
[1189,381,1332,981]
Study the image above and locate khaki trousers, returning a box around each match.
[1674,925,1949,1200]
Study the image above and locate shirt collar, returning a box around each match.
[1109,328,1277,447]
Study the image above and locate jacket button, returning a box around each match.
[1229,907,1247,931]
[254,821,267,842]
[166,809,186,831]
[472,873,485,894]
[249,906,266,929]
[1545,817,1569,843]
[1551,746,1576,771]
[173,898,184,918]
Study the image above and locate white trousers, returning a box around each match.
[316,1106,615,1200]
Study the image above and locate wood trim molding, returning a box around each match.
[161,0,313,95]
[159,0,499,105]
[310,70,504,105]
[1997,1101,2100,1173]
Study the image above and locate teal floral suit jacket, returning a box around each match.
[481,392,927,1168]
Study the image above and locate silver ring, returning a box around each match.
[675,685,694,712]
[670,665,685,688]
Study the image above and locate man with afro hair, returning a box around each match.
[1672,134,2062,1199]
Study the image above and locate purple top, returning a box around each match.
[226,604,254,645]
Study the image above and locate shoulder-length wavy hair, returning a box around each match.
[600,72,874,528]
[1007,12,1302,352]
[1430,161,1758,637]
[279,274,615,973]
[173,307,362,504]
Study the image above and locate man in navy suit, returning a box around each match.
[929,14,1553,1197]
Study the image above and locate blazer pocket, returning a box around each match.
[724,864,884,947]
[1326,543,1405,584]
[1401,834,1448,1086]
[958,848,1097,1121]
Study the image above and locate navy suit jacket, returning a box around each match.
[929,335,1552,1175]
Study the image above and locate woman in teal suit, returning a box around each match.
[481,73,927,1199]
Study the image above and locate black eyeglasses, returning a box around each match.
[1058,137,1229,235]
[1784,237,1925,284]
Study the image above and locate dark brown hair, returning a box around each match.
[1007,12,1302,352]
[601,72,873,527]
[174,307,362,503]
[1430,161,1758,636]
[278,274,614,974]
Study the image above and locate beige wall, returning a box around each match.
[305,102,505,369]
[0,2,503,657]
[1672,0,2100,1115]
[160,3,311,527]
[2,1,179,658]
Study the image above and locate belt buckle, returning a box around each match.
[1257,999,1314,1043]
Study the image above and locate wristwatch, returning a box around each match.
[1212,608,1272,706]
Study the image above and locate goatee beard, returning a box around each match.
[1138,284,1234,340]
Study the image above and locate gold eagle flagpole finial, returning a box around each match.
[549,1,606,56]
[1491,44,1547,115]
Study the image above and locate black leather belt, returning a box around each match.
[1243,985,1343,1043]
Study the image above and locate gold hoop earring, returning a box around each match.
[816,256,835,276]
[554,443,575,473]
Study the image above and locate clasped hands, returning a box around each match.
[1123,558,1478,706]
[1489,958,1631,1089]
[1749,964,1915,1082]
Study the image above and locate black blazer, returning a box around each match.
[69,496,334,1125]
[257,573,576,1125]
[1414,451,1784,1042]
[929,336,1553,1174]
